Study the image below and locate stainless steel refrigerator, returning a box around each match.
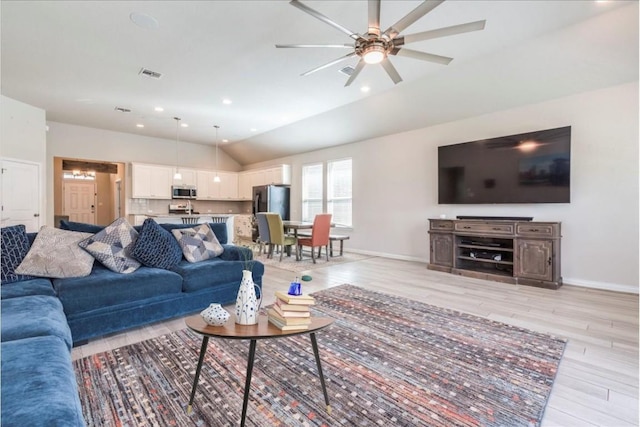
[252,185,290,220]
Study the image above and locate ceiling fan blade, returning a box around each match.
[395,20,486,46]
[276,43,355,49]
[392,48,453,65]
[290,0,362,41]
[344,59,366,87]
[383,0,445,40]
[301,52,357,76]
[381,58,403,85]
[368,0,381,36]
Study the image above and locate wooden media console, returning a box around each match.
[428,218,562,289]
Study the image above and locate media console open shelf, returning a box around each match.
[428,219,562,289]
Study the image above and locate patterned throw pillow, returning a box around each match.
[130,219,183,269]
[78,218,141,274]
[15,226,94,279]
[1,224,35,284]
[171,223,224,263]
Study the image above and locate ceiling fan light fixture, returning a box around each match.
[363,45,386,64]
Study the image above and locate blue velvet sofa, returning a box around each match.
[1,220,264,426]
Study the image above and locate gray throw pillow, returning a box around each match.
[15,226,95,278]
[78,217,141,274]
[172,223,224,263]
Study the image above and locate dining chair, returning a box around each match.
[265,212,297,261]
[297,213,332,263]
[255,213,271,255]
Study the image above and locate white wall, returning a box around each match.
[250,82,639,293]
[0,95,47,228]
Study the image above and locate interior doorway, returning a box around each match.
[54,157,126,226]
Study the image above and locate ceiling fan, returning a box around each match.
[276,0,486,86]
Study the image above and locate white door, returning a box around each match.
[63,181,96,224]
[0,159,41,232]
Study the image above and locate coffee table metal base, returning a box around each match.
[187,330,331,426]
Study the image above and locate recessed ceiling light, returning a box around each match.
[361,86,370,93]
[181,123,189,128]
[222,139,229,143]
[136,124,144,128]
[250,128,257,132]
[154,106,164,112]
[130,12,159,30]
[222,99,232,105]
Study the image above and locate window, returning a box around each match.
[327,159,352,227]
[301,163,323,222]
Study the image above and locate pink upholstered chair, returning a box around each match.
[296,213,332,263]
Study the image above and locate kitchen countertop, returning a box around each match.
[145,213,236,217]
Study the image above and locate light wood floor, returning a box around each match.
[72,256,639,427]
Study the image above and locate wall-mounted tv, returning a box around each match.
[438,126,571,204]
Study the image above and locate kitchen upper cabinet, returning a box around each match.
[197,170,239,200]
[172,168,197,186]
[238,172,252,200]
[264,165,291,185]
[132,163,173,199]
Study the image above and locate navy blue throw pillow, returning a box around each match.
[130,219,183,269]
[59,220,105,233]
[1,224,35,284]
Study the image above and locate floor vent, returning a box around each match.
[339,66,355,76]
[139,68,162,79]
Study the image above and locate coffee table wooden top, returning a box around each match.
[185,314,334,340]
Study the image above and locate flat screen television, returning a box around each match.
[438,126,571,204]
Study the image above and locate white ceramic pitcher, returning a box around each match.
[235,270,262,325]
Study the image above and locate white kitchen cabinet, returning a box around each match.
[264,165,291,185]
[238,171,252,200]
[173,168,197,186]
[197,170,239,200]
[132,163,173,199]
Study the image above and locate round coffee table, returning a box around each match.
[185,314,334,426]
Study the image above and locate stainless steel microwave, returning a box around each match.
[171,185,197,199]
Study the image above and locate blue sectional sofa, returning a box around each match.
[1,220,264,426]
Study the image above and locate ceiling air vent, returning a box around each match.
[339,66,355,76]
[139,67,162,79]
[114,106,131,113]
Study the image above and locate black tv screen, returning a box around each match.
[438,126,571,204]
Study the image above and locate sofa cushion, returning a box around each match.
[160,222,228,245]
[172,258,264,293]
[130,219,183,269]
[1,336,85,427]
[171,223,224,263]
[1,295,73,349]
[59,219,105,233]
[1,278,55,300]
[53,264,183,316]
[15,226,95,278]
[79,217,141,274]
[1,224,35,284]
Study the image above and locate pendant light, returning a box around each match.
[213,125,221,183]
[173,117,182,181]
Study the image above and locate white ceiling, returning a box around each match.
[1,1,637,165]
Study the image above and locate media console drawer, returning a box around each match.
[516,223,559,237]
[430,220,454,231]
[454,221,515,235]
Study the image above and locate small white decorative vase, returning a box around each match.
[200,303,230,326]
[235,270,262,325]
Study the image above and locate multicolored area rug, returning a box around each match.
[73,284,566,426]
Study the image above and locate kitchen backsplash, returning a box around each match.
[128,199,252,215]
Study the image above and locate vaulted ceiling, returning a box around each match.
[1,1,637,165]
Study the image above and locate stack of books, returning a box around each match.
[267,291,315,331]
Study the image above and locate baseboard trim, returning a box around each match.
[345,250,638,294]
[562,277,639,294]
